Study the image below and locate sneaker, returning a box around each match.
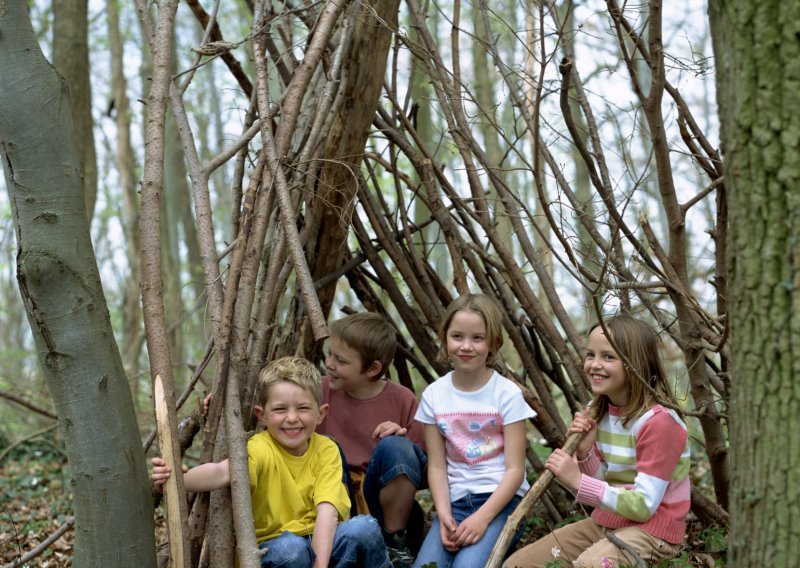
[384,529,415,568]
[386,545,415,568]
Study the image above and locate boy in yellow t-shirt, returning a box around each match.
[152,357,390,567]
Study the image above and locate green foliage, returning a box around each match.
[697,526,727,554]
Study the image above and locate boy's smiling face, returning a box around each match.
[324,336,382,394]
[254,381,328,456]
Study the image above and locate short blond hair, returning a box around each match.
[254,356,322,407]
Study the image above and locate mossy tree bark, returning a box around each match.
[0,1,156,565]
[709,0,800,564]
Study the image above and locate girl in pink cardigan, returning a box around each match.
[505,315,690,567]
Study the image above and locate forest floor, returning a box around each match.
[1,444,727,567]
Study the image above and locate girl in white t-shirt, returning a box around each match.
[413,293,535,568]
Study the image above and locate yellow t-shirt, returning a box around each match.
[248,432,351,543]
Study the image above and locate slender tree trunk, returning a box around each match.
[0,2,155,565]
[709,0,800,564]
[163,104,188,364]
[53,0,97,220]
[138,0,192,564]
[107,0,145,376]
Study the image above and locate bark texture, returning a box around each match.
[0,1,155,565]
[709,0,800,564]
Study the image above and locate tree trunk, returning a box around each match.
[0,2,155,565]
[308,0,402,321]
[107,0,145,376]
[709,0,800,564]
[53,0,97,220]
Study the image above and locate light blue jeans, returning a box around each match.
[412,492,522,568]
[258,515,390,567]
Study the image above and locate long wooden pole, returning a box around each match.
[486,405,598,567]
[154,374,188,568]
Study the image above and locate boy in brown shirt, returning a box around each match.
[316,313,427,567]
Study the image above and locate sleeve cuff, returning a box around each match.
[576,473,605,508]
[578,450,601,475]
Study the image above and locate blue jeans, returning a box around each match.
[362,435,427,527]
[412,493,522,568]
[258,515,390,567]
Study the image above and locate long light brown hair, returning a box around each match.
[437,293,504,367]
[589,315,674,425]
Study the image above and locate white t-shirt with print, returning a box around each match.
[415,371,536,502]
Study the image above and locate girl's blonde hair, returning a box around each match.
[438,293,504,366]
[589,315,673,425]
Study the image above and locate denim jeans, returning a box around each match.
[258,515,391,567]
[362,435,427,527]
[412,492,522,568]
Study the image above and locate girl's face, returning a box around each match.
[584,326,629,406]
[446,309,490,375]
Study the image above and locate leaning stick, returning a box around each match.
[154,374,188,568]
[485,405,598,567]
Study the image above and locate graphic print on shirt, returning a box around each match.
[436,412,504,465]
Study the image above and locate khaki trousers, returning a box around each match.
[503,518,681,567]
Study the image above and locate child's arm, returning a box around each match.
[451,420,527,548]
[151,457,231,492]
[310,502,338,568]
[576,410,688,522]
[545,410,601,491]
[569,409,598,460]
[424,423,459,552]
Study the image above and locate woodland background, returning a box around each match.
[1,0,796,566]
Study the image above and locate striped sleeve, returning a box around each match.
[576,407,689,522]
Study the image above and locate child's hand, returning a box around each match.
[438,513,459,552]
[203,393,213,416]
[372,421,407,438]
[545,448,582,492]
[568,410,597,459]
[452,512,489,547]
[150,457,188,489]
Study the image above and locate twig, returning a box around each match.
[143,337,215,453]
[0,389,57,420]
[0,424,59,463]
[4,516,74,568]
[606,532,647,567]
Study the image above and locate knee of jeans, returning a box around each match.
[342,515,382,541]
[375,436,423,471]
[374,435,413,456]
[261,533,312,563]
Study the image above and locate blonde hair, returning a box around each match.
[329,312,397,380]
[254,356,322,407]
[589,315,673,425]
[438,293,504,366]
